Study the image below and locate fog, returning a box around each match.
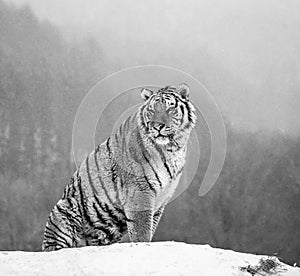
[5,0,300,135]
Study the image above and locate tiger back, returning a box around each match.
[42,83,196,251]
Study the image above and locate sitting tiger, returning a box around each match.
[42,83,196,251]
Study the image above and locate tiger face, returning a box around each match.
[140,84,196,145]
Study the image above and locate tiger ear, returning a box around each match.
[177,83,190,100]
[141,88,153,100]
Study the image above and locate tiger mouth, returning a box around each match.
[156,133,169,138]
[155,132,175,140]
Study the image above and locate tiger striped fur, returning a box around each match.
[42,83,196,251]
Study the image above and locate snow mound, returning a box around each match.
[0,242,299,276]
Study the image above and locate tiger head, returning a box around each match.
[140,83,196,146]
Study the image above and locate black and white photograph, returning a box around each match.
[0,0,299,275]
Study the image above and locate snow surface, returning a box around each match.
[0,242,299,276]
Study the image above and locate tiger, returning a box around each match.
[42,83,197,251]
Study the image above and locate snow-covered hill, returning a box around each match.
[0,242,299,276]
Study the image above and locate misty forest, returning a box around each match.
[0,0,299,267]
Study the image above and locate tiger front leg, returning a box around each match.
[124,191,155,243]
[151,204,166,238]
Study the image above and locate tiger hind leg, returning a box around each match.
[42,198,82,251]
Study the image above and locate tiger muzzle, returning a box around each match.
[149,121,173,138]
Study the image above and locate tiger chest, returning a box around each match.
[153,151,185,209]
[154,172,182,210]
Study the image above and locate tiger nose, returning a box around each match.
[152,122,165,131]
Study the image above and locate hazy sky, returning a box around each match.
[4,0,300,135]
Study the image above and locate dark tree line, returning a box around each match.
[0,0,299,266]
[0,1,104,250]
